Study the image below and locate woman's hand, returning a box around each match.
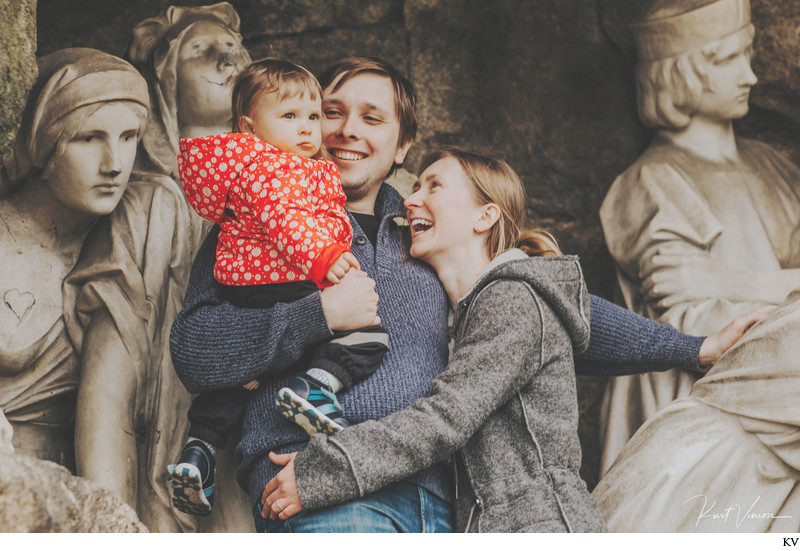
[697,305,776,367]
[260,451,301,520]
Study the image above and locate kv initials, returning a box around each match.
[785,538,800,546]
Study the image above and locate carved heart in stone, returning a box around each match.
[3,289,35,322]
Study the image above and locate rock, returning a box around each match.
[0,0,37,162]
[245,0,401,35]
[0,448,147,533]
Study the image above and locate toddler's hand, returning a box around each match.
[325,251,360,284]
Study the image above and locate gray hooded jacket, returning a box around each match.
[293,250,607,532]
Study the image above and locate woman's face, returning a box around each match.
[176,20,247,128]
[405,156,485,264]
[45,103,140,216]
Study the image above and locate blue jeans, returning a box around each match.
[252,481,453,533]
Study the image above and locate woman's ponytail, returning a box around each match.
[518,229,562,257]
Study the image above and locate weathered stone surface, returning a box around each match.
[0,448,147,532]
[36,0,162,57]
[406,0,644,300]
[252,24,409,76]
[0,0,37,162]
[243,0,401,35]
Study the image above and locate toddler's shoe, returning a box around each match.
[277,374,350,436]
[168,439,215,516]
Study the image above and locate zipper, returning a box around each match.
[464,498,482,533]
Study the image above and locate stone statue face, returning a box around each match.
[695,33,757,122]
[46,103,140,216]
[176,20,245,129]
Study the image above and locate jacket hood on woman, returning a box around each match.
[293,249,605,532]
[454,248,590,353]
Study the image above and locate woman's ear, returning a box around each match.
[474,203,501,234]
[238,115,255,135]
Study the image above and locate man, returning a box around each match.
[170,56,763,533]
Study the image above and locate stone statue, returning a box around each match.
[0,418,147,532]
[126,2,251,182]
[0,47,210,532]
[598,0,800,474]
[592,287,800,532]
[0,47,150,473]
[123,1,253,277]
[0,409,13,453]
[114,4,254,532]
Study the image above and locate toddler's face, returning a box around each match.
[246,92,322,157]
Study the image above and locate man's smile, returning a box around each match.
[328,148,367,161]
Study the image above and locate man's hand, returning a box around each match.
[325,252,361,284]
[261,452,301,520]
[320,269,381,330]
[698,305,776,367]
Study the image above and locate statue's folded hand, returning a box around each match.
[640,253,726,308]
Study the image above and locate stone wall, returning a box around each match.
[14,0,800,491]
[0,0,37,161]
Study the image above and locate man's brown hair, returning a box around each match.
[318,57,417,154]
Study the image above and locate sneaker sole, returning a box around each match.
[169,463,213,516]
[276,389,345,437]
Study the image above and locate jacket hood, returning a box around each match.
[455,249,591,354]
[178,132,270,223]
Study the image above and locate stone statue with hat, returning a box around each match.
[598,0,800,474]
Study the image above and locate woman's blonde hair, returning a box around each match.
[417,147,561,259]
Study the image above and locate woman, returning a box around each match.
[1,47,203,532]
[126,1,250,182]
[258,147,607,532]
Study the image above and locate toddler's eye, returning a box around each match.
[282,113,296,119]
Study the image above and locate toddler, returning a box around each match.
[168,58,388,516]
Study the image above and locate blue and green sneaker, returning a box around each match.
[276,374,350,436]
[168,439,215,516]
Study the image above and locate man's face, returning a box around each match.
[320,73,411,210]
[696,32,757,122]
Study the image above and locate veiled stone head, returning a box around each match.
[631,0,757,128]
[1,47,149,212]
[127,2,251,178]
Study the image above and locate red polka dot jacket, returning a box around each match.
[178,133,352,287]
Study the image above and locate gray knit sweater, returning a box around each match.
[293,250,607,532]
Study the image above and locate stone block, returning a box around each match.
[0,0,37,161]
